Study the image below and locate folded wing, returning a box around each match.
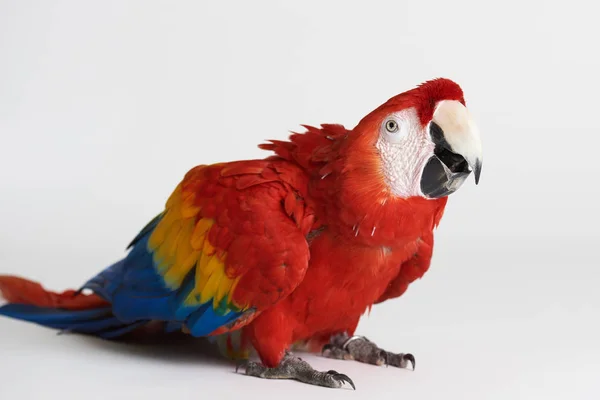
[85,161,314,337]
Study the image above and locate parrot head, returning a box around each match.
[350,78,482,199]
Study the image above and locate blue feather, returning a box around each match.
[187,305,242,337]
[81,216,246,336]
[1,212,248,340]
[0,303,110,323]
[96,320,148,339]
[0,303,143,336]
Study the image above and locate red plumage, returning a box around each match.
[1,78,469,374]
[239,79,461,366]
[0,276,108,310]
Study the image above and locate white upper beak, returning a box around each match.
[432,100,483,183]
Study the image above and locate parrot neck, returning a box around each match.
[324,188,448,248]
[260,124,449,247]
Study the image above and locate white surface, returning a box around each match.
[1,1,599,399]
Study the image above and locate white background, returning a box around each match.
[1,1,599,399]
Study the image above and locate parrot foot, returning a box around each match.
[237,352,355,390]
[322,333,415,370]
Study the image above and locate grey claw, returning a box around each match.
[379,349,389,367]
[327,370,356,390]
[321,344,333,355]
[403,353,416,370]
[235,359,248,373]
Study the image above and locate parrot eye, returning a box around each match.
[385,119,399,133]
[379,113,407,144]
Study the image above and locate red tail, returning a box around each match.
[0,275,108,310]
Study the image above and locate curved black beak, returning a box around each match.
[473,159,482,185]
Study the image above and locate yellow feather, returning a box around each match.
[214,275,234,308]
[181,186,196,200]
[197,248,211,273]
[162,220,197,283]
[167,204,182,220]
[163,250,200,288]
[194,252,224,296]
[165,185,182,208]
[181,203,201,218]
[197,253,220,285]
[228,276,245,310]
[148,211,173,250]
[152,247,171,272]
[167,220,184,261]
[184,294,201,307]
[202,235,216,256]
[194,258,212,293]
[155,219,182,270]
[175,219,195,266]
[204,254,222,276]
[201,267,224,304]
[149,205,182,247]
[191,219,213,250]
[194,239,217,282]
[183,271,204,307]
[191,234,206,255]
[183,250,202,271]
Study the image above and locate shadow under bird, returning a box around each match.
[0,78,482,389]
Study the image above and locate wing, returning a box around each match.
[374,231,434,304]
[84,160,314,337]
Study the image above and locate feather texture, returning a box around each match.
[0,78,466,370]
[79,161,313,337]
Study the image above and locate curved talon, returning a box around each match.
[403,353,416,370]
[322,333,415,373]
[235,359,249,373]
[327,370,356,390]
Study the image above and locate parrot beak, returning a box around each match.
[420,100,483,198]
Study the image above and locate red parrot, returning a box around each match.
[0,78,482,389]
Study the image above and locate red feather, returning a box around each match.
[0,275,108,310]
[1,78,466,370]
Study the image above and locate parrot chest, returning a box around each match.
[286,234,418,338]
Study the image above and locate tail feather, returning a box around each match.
[0,275,109,309]
[98,320,148,339]
[0,275,146,339]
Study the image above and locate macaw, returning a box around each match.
[0,78,482,389]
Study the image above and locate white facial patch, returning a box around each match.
[0,287,6,307]
[375,107,435,197]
